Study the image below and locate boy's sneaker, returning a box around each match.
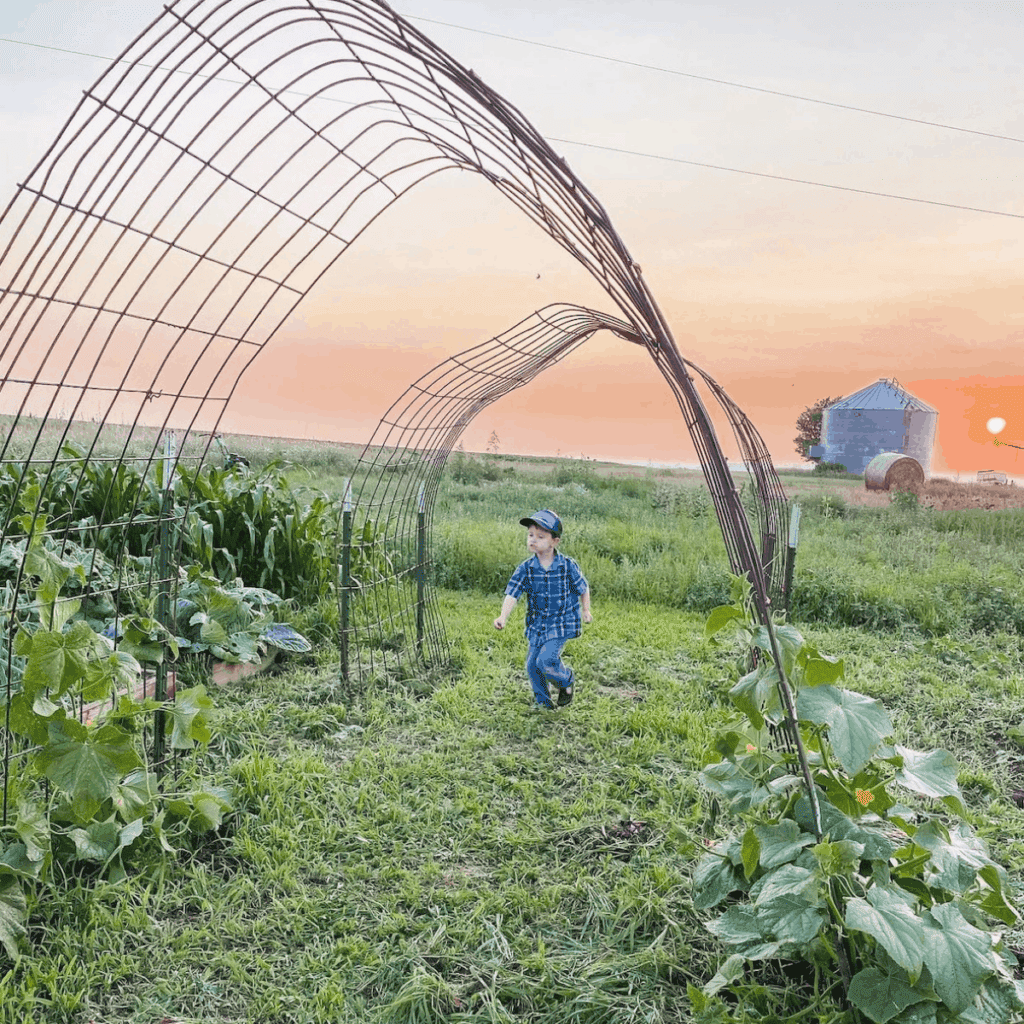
[556,685,574,707]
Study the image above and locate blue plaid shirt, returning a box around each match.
[505,551,588,645]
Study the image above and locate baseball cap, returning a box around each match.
[519,509,562,536]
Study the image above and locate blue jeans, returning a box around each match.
[526,637,575,708]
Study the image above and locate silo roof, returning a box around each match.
[831,378,936,413]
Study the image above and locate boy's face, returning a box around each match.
[526,524,559,557]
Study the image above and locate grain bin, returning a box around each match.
[820,378,936,475]
[864,452,925,491]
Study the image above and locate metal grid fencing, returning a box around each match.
[1,0,791,818]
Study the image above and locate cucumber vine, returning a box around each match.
[0,518,228,960]
[692,576,1023,1024]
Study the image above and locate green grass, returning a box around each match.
[4,586,1024,1022]
[4,445,1024,1021]
[2,595,729,1023]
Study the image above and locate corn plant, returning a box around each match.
[692,576,1023,1024]
[177,461,336,603]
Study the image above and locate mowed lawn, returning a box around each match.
[2,448,1024,1022]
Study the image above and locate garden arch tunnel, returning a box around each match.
[346,301,789,680]
[0,0,788,699]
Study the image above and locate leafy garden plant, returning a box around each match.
[0,521,229,961]
[691,576,1023,1024]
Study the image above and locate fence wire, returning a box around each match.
[2,0,790,807]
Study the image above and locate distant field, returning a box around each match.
[5,413,1021,510]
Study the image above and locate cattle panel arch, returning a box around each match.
[345,302,788,681]
[0,1,790,759]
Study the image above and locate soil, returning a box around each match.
[844,478,1024,512]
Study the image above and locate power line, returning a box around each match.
[551,137,1024,220]
[0,34,1020,221]
[411,15,1024,147]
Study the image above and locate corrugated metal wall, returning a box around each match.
[821,404,936,474]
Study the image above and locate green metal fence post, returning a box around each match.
[416,483,425,657]
[783,503,802,614]
[340,479,352,683]
[153,430,175,769]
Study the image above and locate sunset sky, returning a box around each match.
[1,1,1022,477]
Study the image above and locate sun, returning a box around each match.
[987,417,1007,435]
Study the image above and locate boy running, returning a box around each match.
[494,509,591,709]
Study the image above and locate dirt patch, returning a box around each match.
[842,477,1024,512]
[919,478,1024,511]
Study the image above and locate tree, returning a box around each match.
[487,430,501,455]
[794,396,841,462]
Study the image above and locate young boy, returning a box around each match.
[493,509,592,709]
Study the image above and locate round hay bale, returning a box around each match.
[864,452,925,492]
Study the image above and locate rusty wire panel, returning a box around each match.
[346,303,790,680]
[0,3,788,718]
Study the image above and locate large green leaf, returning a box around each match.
[167,686,215,750]
[753,820,817,870]
[751,624,804,675]
[199,617,230,644]
[692,852,743,910]
[795,794,898,860]
[953,978,1024,1024]
[167,788,232,833]
[81,650,142,703]
[69,821,119,862]
[750,863,818,905]
[24,541,71,606]
[796,685,892,775]
[14,801,49,864]
[0,875,27,959]
[798,643,845,687]
[111,770,158,823]
[755,892,826,945]
[4,691,52,745]
[845,885,927,981]
[705,605,745,638]
[706,905,764,946]
[702,953,746,997]
[21,622,99,699]
[921,902,997,1014]
[699,760,771,811]
[35,720,143,819]
[976,864,1019,927]
[893,747,965,815]
[0,843,45,882]
[729,662,783,730]
[913,821,992,895]
[848,966,932,1024]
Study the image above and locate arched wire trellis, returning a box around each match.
[345,303,788,681]
[1,0,811,828]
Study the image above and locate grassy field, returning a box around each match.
[2,441,1024,1022]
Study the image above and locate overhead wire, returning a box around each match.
[411,15,1024,148]
[0,21,1019,222]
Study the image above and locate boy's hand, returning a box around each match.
[582,611,593,624]
[494,617,506,630]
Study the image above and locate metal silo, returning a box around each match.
[820,378,937,475]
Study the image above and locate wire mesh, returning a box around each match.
[1,1,790,806]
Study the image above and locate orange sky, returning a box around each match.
[4,2,1023,480]
[222,171,1024,479]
